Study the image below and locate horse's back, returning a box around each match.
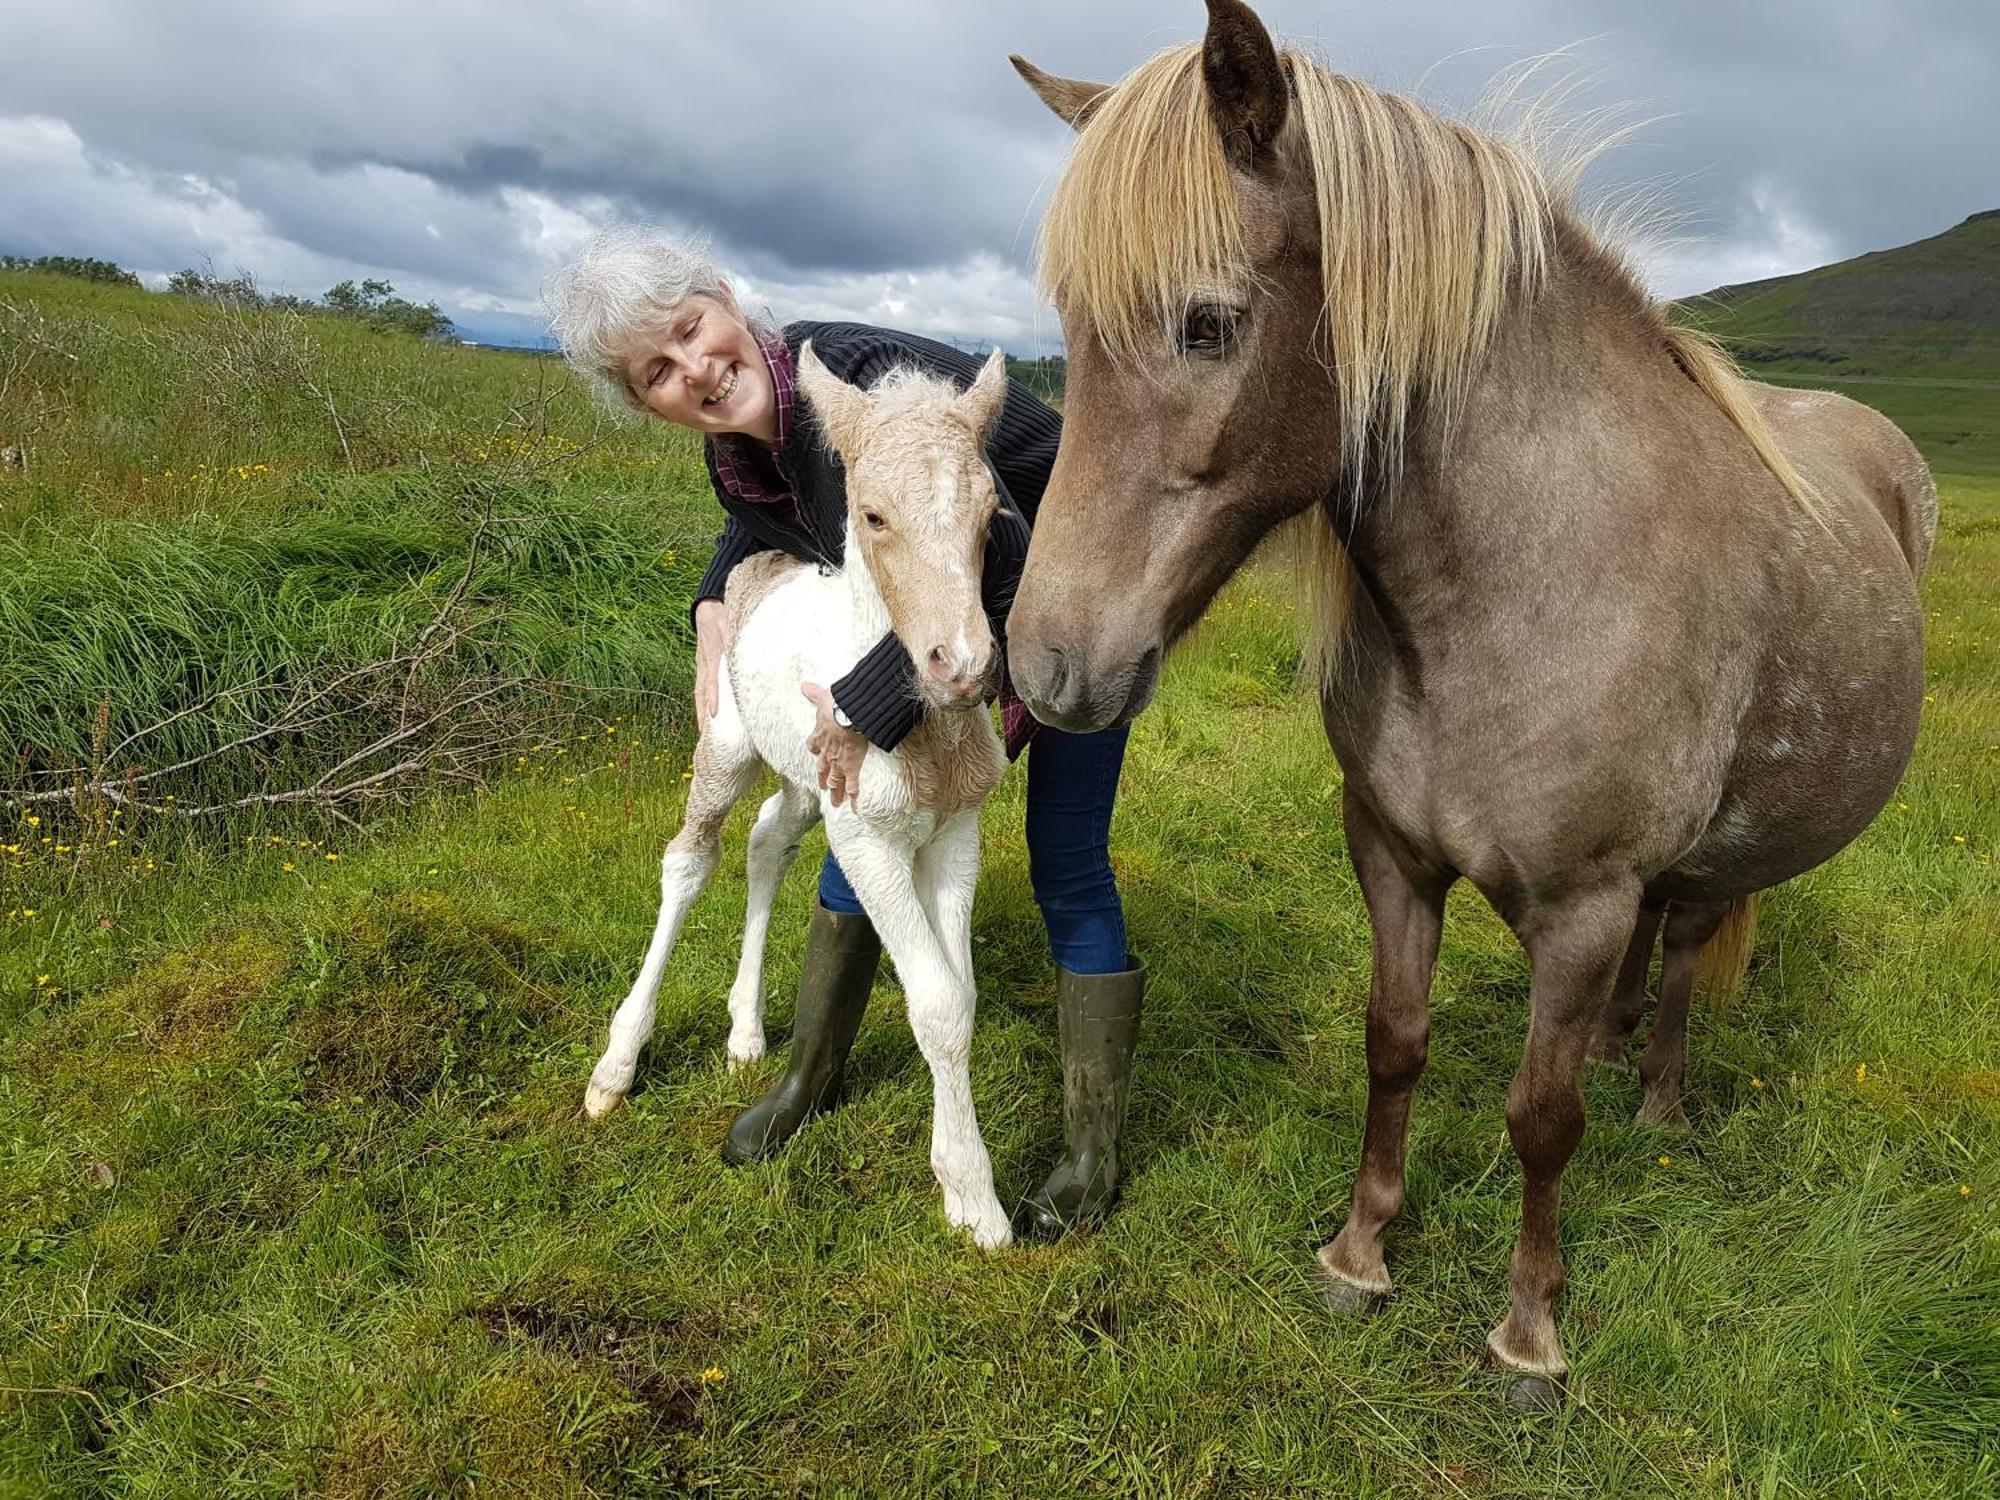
[1748,381,1937,575]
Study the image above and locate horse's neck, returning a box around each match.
[1341,244,1672,620]
[839,518,893,644]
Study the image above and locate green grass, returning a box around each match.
[2,276,1997,1497]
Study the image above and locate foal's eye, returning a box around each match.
[863,511,887,532]
[1177,302,1242,357]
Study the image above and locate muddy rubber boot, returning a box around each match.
[721,903,881,1166]
[1020,958,1145,1238]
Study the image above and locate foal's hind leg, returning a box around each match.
[1487,881,1640,1404]
[584,729,761,1117]
[1319,789,1449,1310]
[723,781,821,1069]
[1635,899,1730,1131]
[1587,900,1664,1067]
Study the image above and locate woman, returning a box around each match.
[546,227,1142,1234]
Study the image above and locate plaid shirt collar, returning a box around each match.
[709,328,796,505]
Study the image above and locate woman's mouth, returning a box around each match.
[703,364,740,408]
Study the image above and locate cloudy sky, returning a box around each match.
[3,1,1995,351]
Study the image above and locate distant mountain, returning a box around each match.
[1682,209,2000,380]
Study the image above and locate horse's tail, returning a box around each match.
[1658,322,1825,524]
[1283,506,1359,696]
[1694,893,1760,1007]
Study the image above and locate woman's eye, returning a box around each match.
[1178,303,1241,356]
[864,512,887,532]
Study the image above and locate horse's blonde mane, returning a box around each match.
[1038,41,1821,688]
[1039,44,1553,484]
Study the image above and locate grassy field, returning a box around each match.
[2,276,1996,1497]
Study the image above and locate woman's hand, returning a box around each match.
[694,598,731,732]
[802,682,868,807]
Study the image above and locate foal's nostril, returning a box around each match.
[927,646,950,679]
[1044,644,1069,699]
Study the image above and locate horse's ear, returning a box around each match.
[1010,54,1111,130]
[1201,0,1288,171]
[797,341,869,459]
[956,347,1009,443]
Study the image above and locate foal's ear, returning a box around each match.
[1201,0,1288,171]
[1010,54,1111,130]
[797,341,870,459]
[956,348,1009,445]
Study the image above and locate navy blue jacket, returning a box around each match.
[695,321,1061,750]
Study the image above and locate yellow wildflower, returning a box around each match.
[324,853,339,862]
[25,815,39,827]
[699,1366,727,1386]
[282,862,295,873]
[1855,1063,1867,1084]
[1750,1076,1764,1089]
[36,974,49,986]
[1961,1185,1972,1198]
[1657,1155,1672,1167]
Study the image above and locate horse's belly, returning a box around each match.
[1655,631,1924,900]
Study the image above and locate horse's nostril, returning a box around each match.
[1044,644,1069,698]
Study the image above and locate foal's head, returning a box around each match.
[797,343,1009,710]
[1006,0,1549,731]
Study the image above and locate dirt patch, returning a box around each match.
[291,892,556,1105]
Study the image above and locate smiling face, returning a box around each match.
[618,289,777,442]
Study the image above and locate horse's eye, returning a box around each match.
[1178,303,1241,356]
[863,511,887,531]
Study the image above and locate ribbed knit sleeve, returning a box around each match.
[693,514,767,621]
[831,632,924,751]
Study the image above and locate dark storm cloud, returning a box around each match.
[2,0,1995,345]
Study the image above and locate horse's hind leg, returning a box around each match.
[1319,788,1449,1311]
[1635,899,1730,1131]
[1587,899,1665,1067]
[585,728,762,1117]
[723,780,821,1070]
[1487,880,1641,1406]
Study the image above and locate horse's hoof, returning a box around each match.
[582,1082,624,1118]
[1506,1373,1566,1412]
[1321,1277,1385,1317]
[1635,1095,1692,1132]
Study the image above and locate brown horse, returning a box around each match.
[1007,0,1934,1405]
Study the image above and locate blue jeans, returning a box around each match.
[817,723,1132,974]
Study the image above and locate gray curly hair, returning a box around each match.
[544,226,769,412]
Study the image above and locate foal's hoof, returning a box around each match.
[1505,1373,1567,1412]
[582,1082,624,1118]
[1320,1277,1386,1318]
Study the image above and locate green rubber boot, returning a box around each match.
[722,903,881,1166]
[1020,957,1145,1237]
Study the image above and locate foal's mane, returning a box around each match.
[1037,43,1815,512]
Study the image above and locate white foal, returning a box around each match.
[584,343,1016,1251]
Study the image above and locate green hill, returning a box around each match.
[1685,208,2000,380]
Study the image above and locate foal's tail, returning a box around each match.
[1693,893,1760,1006]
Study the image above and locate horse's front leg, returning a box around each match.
[913,809,982,992]
[1487,879,1641,1408]
[1635,898,1731,1129]
[1587,899,1664,1066]
[1319,787,1449,1309]
[829,815,1010,1251]
[724,782,821,1069]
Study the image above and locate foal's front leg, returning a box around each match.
[913,809,982,992]
[723,782,821,1069]
[1487,881,1641,1407]
[1320,788,1449,1308]
[829,815,1010,1251]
